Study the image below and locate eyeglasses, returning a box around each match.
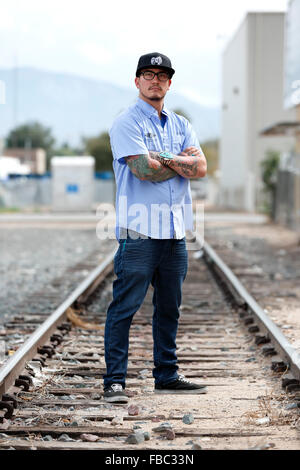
[140,70,170,82]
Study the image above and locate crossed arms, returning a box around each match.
[125,147,207,182]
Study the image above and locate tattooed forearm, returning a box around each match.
[166,155,206,178]
[156,152,207,179]
[126,154,177,182]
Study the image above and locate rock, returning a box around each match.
[143,432,151,441]
[128,405,139,416]
[125,431,145,444]
[111,417,123,426]
[152,422,173,432]
[256,416,270,425]
[248,443,275,450]
[245,357,256,362]
[165,429,176,440]
[191,440,202,450]
[0,433,9,439]
[57,433,75,442]
[133,425,142,430]
[91,393,102,400]
[182,413,194,425]
[186,440,194,445]
[80,433,99,442]
[70,421,79,427]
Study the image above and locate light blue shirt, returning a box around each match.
[109,97,203,240]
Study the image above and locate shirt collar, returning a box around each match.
[137,97,170,119]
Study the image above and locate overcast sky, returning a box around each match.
[0,0,288,107]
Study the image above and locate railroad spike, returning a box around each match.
[262,346,276,356]
[1,394,18,409]
[244,317,254,325]
[255,335,270,346]
[271,356,289,372]
[51,334,63,345]
[248,325,260,333]
[19,375,33,386]
[37,346,55,358]
[0,401,14,420]
[14,378,30,391]
[282,374,300,388]
[286,383,300,393]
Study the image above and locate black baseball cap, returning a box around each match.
[136,52,175,78]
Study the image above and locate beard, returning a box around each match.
[140,89,167,102]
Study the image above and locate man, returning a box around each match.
[103,52,207,403]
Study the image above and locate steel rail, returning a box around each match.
[199,236,300,381]
[0,250,115,397]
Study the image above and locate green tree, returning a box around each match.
[82,132,113,172]
[260,150,280,217]
[53,141,84,157]
[201,139,219,176]
[6,121,56,152]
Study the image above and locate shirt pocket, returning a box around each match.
[172,136,184,155]
[143,131,158,152]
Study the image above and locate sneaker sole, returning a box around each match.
[154,387,207,395]
[104,396,129,403]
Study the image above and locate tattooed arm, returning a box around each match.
[125,153,177,182]
[157,146,207,179]
[126,147,207,181]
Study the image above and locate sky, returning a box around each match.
[0,0,289,108]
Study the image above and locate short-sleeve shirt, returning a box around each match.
[109,97,203,240]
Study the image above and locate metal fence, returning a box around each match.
[274,152,300,231]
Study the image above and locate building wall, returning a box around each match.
[3,148,47,174]
[220,12,296,211]
[220,18,249,208]
[248,13,295,208]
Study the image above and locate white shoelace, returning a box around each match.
[178,374,190,384]
[111,384,123,392]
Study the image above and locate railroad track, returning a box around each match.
[0,237,300,450]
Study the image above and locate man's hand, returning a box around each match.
[180,146,202,157]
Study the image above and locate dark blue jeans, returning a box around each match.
[103,235,188,388]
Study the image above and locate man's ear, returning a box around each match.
[135,77,140,89]
[168,79,172,90]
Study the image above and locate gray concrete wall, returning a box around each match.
[0,178,115,209]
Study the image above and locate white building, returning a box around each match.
[220,12,296,212]
[51,156,95,211]
[0,156,30,180]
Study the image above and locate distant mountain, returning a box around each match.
[0,67,220,146]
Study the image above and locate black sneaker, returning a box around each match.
[103,384,129,403]
[154,375,207,394]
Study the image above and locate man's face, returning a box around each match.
[135,68,171,102]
